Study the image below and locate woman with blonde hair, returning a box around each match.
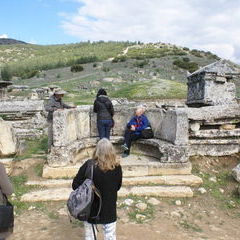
[72,138,122,240]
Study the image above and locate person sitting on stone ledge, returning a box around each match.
[93,88,114,140]
[121,105,150,158]
[45,88,75,151]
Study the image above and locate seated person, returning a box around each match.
[121,106,150,157]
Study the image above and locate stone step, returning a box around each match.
[21,186,193,202]
[42,160,192,179]
[26,175,202,188]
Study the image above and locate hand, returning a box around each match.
[131,125,135,131]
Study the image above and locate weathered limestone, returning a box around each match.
[0,100,46,140]
[49,105,188,166]
[0,118,17,157]
[187,60,239,106]
[190,129,240,138]
[0,158,14,174]
[26,174,202,188]
[90,106,165,137]
[159,110,188,145]
[185,104,240,121]
[0,99,44,112]
[43,155,192,178]
[232,164,240,183]
[21,186,193,202]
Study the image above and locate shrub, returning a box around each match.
[76,56,98,64]
[1,66,12,81]
[112,56,127,63]
[134,60,149,68]
[183,47,189,51]
[93,63,97,68]
[20,70,38,79]
[182,57,190,62]
[173,59,198,73]
[71,64,84,72]
[191,49,203,58]
[102,67,110,72]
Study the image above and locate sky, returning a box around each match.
[0,0,240,63]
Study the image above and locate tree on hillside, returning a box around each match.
[1,66,12,81]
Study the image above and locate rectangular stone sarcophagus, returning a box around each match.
[187,60,239,107]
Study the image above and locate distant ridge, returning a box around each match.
[0,38,27,45]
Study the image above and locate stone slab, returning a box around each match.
[190,129,240,138]
[185,104,240,121]
[42,159,192,179]
[0,100,44,113]
[26,174,202,188]
[21,186,193,202]
[159,109,188,145]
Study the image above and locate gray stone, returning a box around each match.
[123,199,134,206]
[185,104,240,121]
[147,198,160,205]
[159,109,188,145]
[187,60,239,106]
[136,202,148,211]
[198,187,207,194]
[170,211,181,218]
[175,200,182,206]
[232,164,240,183]
[189,139,240,156]
[0,118,17,157]
[209,176,217,183]
[0,99,44,113]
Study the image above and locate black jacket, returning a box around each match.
[93,95,114,121]
[72,159,122,224]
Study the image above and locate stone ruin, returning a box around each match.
[43,60,240,179]
[0,99,47,158]
[0,60,239,180]
[187,60,238,106]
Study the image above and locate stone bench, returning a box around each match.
[48,136,188,167]
[48,106,189,168]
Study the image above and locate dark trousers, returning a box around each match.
[124,129,142,154]
[97,119,112,139]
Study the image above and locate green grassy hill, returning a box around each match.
[0,41,239,104]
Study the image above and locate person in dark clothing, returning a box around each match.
[45,89,75,151]
[93,88,114,139]
[121,106,150,157]
[72,138,122,240]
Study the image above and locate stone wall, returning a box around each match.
[52,106,167,147]
[0,100,47,140]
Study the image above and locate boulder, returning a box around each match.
[232,164,240,183]
[0,118,17,157]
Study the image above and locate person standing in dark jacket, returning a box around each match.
[93,88,114,139]
[72,138,122,240]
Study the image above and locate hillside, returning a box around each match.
[0,41,239,103]
[0,38,27,45]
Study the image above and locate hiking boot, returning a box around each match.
[121,143,129,151]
